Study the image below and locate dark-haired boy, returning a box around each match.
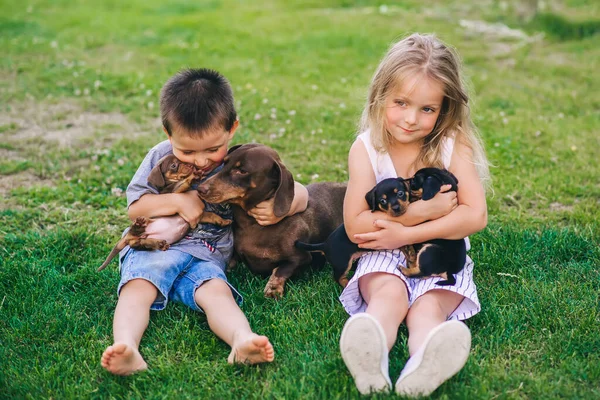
[101,68,308,375]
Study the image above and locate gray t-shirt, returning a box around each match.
[121,140,233,266]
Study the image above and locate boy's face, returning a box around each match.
[166,120,238,176]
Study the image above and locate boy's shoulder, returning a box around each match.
[144,140,173,166]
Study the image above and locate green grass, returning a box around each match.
[1,0,599,398]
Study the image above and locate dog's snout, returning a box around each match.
[197,184,209,195]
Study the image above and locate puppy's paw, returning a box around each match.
[157,241,170,251]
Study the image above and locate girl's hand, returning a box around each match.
[145,215,189,244]
[354,219,410,250]
[175,190,206,228]
[248,198,284,226]
[419,184,458,221]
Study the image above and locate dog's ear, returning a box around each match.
[365,186,378,212]
[272,161,295,218]
[147,156,170,190]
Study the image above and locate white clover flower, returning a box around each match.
[311,174,319,180]
[117,159,125,166]
[379,5,388,13]
[94,80,102,89]
[311,84,318,90]
[288,110,296,116]
[254,113,262,120]
[74,88,81,96]
[279,128,286,134]
[285,119,291,124]
[262,98,269,104]
[83,88,90,95]
[111,187,124,197]
[321,140,327,144]
[50,41,58,48]
[145,89,152,96]
[147,101,154,109]
[339,103,346,109]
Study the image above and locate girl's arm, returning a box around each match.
[344,140,457,242]
[248,181,309,226]
[354,139,487,249]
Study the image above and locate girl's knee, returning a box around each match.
[407,290,463,323]
[359,273,408,304]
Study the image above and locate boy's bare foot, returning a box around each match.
[101,343,148,376]
[228,332,275,364]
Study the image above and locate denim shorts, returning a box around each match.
[119,248,242,312]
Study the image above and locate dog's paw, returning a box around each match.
[158,241,170,251]
[264,284,284,299]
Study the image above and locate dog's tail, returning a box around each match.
[97,238,128,271]
[294,240,326,253]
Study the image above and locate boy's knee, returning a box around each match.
[195,278,231,300]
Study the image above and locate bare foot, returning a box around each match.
[101,343,148,376]
[228,332,275,365]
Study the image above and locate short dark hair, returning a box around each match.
[160,68,237,137]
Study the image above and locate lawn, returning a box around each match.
[1,0,599,399]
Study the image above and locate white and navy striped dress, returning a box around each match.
[339,130,480,321]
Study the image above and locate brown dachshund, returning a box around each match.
[197,143,346,298]
[98,155,231,271]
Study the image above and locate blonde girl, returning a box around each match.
[339,33,490,397]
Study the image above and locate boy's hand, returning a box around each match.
[248,198,284,226]
[416,184,457,221]
[175,190,206,229]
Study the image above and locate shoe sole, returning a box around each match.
[340,313,391,395]
[395,320,471,397]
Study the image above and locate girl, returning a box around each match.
[339,33,490,396]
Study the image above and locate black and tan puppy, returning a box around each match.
[97,155,231,271]
[197,143,346,298]
[295,177,410,287]
[398,167,466,286]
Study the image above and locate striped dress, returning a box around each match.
[339,131,480,321]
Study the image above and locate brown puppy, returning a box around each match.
[198,143,346,298]
[98,155,231,271]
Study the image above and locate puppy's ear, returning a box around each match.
[272,161,294,218]
[365,186,378,212]
[147,156,170,190]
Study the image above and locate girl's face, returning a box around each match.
[384,75,444,146]
[167,121,238,176]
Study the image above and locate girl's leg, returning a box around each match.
[395,289,470,397]
[340,273,409,395]
[360,272,410,350]
[194,279,274,364]
[101,278,158,375]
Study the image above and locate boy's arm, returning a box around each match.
[248,181,308,226]
[128,190,206,228]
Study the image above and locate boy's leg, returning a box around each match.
[101,278,158,375]
[395,289,470,397]
[194,278,274,364]
[340,273,409,395]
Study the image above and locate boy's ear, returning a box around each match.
[228,120,239,139]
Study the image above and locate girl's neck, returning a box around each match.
[388,140,423,178]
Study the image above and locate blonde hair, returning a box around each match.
[359,33,491,189]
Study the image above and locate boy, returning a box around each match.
[101,68,309,375]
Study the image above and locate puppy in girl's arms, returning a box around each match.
[399,167,467,286]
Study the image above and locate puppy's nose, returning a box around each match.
[391,204,401,212]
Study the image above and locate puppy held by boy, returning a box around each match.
[296,167,466,286]
[97,154,231,272]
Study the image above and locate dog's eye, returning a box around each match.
[170,162,178,170]
[379,198,388,206]
[396,191,405,198]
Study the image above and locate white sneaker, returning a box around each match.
[340,313,392,395]
[395,320,471,397]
